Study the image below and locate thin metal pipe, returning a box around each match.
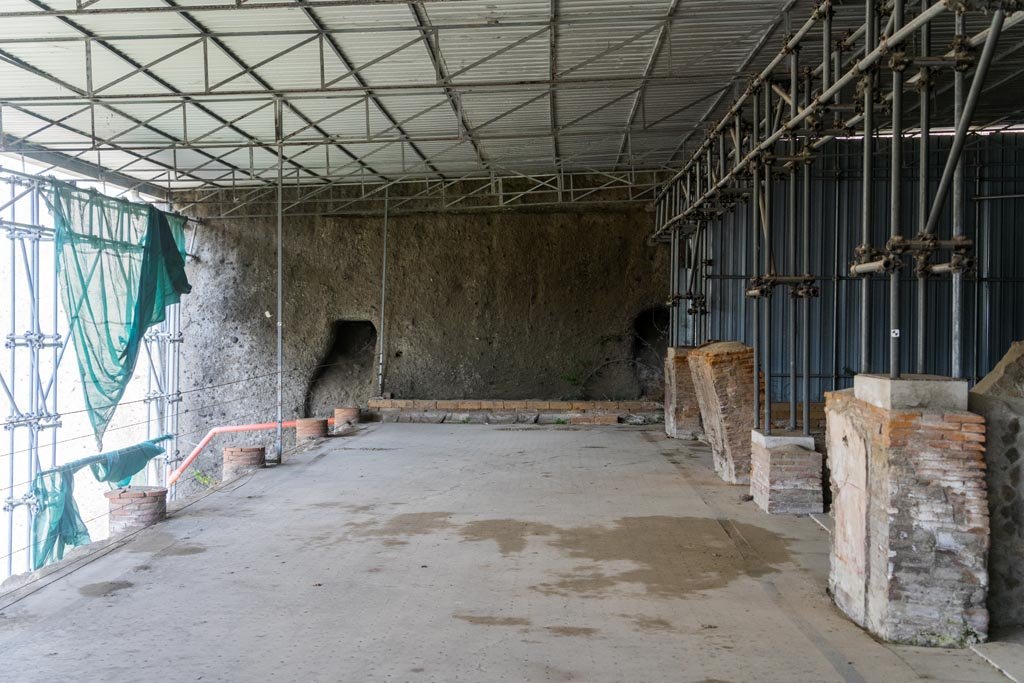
[377,190,389,395]
[889,0,904,380]
[832,158,843,391]
[763,79,773,435]
[751,91,762,431]
[48,181,58,473]
[788,46,798,431]
[860,0,874,375]
[704,223,712,343]
[822,2,832,92]
[23,192,36,570]
[668,224,674,345]
[801,68,812,435]
[973,163,983,384]
[952,12,967,379]
[6,179,15,576]
[916,0,930,375]
[273,102,284,465]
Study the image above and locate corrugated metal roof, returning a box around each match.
[0,0,1020,191]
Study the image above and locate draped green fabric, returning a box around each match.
[30,468,91,571]
[46,182,191,448]
[31,437,170,570]
[89,440,166,487]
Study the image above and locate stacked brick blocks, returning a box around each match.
[365,399,662,425]
[296,417,329,440]
[105,486,167,536]
[334,406,360,425]
[688,342,756,484]
[750,430,823,514]
[222,446,265,481]
[664,347,702,439]
[826,374,990,646]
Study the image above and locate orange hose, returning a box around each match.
[167,417,334,486]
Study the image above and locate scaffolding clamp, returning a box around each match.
[952,32,977,72]
[790,277,821,299]
[927,253,975,275]
[3,491,38,513]
[744,276,773,299]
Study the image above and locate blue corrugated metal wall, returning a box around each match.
[698,132,1024,403]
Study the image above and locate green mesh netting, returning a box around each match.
[30,468,90,571]
[46,181,191,448]
[31,437,170,570]
[89,439,167,487]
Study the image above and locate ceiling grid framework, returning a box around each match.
[0,0,1020,208]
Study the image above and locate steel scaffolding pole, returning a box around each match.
[377,190,389,396]
[890,0,904,380]
[273,97,284,466]
[801,68,812,436]
[6,180,17,575]
[669,226,679,348]
[952,11,967,380]
[787,41,799,431]
[762,80,773,435]
[751,88,761,431]
[859,0,875,375]
[916,0,931,375]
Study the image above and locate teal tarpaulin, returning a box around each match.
[45,181,190,449]
[31,437,171,570]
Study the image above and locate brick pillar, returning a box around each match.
[223,446,265,481]
[750,431,823,514]
[334,406,360,426]
[296,417,328,441]
[688,342,755,484]
[664,347,702,439]
[826,375,989,645]
[105,486,167,536]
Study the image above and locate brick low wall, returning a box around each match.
[365,399,663,425]
[826,389,989,646]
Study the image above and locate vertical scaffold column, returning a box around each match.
[762,79,773,435]
[951,11,966,379]
[889,0,904,380]
[915,0,931,375]
[273,98,284,466]
[787,39,799,431]
[859,0,875,375]
[750,87,761,431]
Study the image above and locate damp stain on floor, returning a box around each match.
[619,614,676,632]
[78,581,133,597]
[352,511,792,598]
[346,511,455,540]
[157,544,207,557]
[460,518,559,554]
[545,626,599,637]
[454,614,531,627]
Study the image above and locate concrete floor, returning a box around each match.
[0,424,1014,682]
